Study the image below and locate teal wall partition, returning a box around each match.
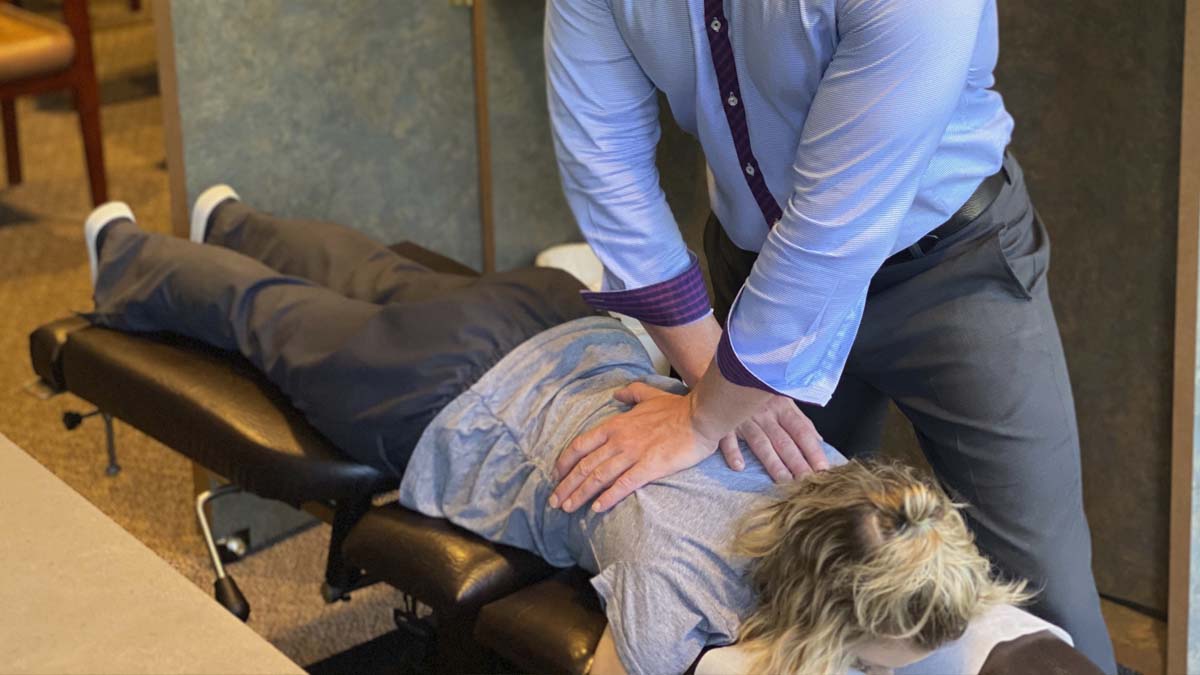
[167,0,707,272]
[170,1,483,266]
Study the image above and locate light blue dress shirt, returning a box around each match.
[545,0,1013,403]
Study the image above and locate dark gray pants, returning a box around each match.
[706,155,1116,672]
[89,202,595,475]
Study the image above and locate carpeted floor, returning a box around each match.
[0,1,403,667]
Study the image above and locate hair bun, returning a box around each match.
[896,485,944,533]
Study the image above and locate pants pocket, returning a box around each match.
[990,209,1050,300]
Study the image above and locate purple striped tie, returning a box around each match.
[703,0,783,230]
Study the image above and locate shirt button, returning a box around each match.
[710,17,722,32]
[744,163,755,176]
[726,93,739,107]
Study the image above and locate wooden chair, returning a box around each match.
[0,0,106,205]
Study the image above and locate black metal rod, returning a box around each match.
[101,412,120,476]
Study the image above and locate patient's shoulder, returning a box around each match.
[585,490,663,564]
[586,452,773,564]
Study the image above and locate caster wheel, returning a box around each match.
[216,533,248,564]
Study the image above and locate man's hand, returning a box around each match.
[641,316,830,484]
[717,394,829,482]
[550,382,722,514]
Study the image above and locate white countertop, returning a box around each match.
[0,432,304,675]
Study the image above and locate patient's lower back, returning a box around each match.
[398,316,662,565]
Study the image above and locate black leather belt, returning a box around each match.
[884,165,1010,266]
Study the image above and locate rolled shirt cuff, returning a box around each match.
[580,254,713,327]
[715,330,781,395]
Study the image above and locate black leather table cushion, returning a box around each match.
[58,323,391,505]
[343,503,555,616]
[474,568,606,675]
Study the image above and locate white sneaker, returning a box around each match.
[190,184,240,243]
[84,202,136,286]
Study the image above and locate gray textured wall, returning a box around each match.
[484,0,573,270]
[172,1,481,267]
[171,0,704,272]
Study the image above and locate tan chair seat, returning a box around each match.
[0,5,74,83]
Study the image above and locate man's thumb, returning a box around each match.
[613,382,657,404]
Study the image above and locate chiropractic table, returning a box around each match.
[28,242,1103,675]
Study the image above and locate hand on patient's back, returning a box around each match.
[550,382,722,514]
[717,394,829,482]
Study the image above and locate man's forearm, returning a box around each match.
[644,314,773,436]
[688,356,776,441]
[643,314,723,386]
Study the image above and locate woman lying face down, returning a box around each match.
[393,321,1029,675]
[85,195,1027,675]
[582,460,1027,675]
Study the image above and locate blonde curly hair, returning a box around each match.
[735,460,1030,674]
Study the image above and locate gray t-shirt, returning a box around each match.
[399,316,845,675]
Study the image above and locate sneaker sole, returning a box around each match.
[190,184,240,243]
[85,202,135,285]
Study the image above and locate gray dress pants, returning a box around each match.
[89,203,596,475]
[705,154,1117,673]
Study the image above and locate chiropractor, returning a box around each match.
[542,0,1115,671]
